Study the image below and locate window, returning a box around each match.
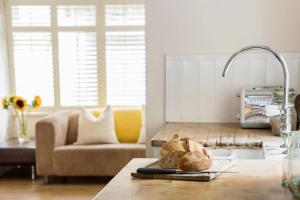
[7,0,145,108]
[11,5,54,106]
[57,5,98,106]
[105,5,145,106]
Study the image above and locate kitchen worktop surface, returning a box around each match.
[93,158,293,200]
[151,123,285,159]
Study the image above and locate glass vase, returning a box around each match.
[287,131,300,199]
[18,121,30,143]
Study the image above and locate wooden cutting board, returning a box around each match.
[131,159,236,181]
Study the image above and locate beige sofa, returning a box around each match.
[35,111,145,179]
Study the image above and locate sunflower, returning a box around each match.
[1,97,8,109]
[8,94,15,103]
[32,96,42,110]
[13,96,27,112]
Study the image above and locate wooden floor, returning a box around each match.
[0,166,109,200]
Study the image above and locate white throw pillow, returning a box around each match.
[76,106,119,145]
[137,106,146,144]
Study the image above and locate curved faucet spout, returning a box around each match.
[222,45,290,139]
[222,45,289,111]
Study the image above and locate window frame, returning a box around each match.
[5,0,145,112]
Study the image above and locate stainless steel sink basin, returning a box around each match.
[210,149,265,159]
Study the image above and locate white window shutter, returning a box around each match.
[11,5,51,27]
[105,5,145,26]
[58,32,98,106]
[105,31,145,106]
[57,6,96,27]
[13,32,54,106]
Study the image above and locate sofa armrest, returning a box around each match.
[35,111,70,176]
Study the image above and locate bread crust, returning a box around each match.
[177,149,213,171]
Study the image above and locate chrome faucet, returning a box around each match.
[222,45,291,149]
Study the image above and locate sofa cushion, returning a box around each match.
[112,108,142,143]
[66,112,79,144]
[52,143,145,176]
[66,108,143,144]
[76,106,119,145]
[89,108,143,143]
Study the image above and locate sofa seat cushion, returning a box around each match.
[52,144,145,176]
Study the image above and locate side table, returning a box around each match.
[0,138,36,180]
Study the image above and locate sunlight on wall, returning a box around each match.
[0,0,10,141]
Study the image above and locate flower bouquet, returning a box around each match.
[2,95,42,142]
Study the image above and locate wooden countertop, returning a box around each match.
[151,123,285,159]
[93,158,293,200]
[151,123,279,147]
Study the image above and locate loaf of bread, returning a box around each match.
[159,135,213,171]
[159,135,186,169]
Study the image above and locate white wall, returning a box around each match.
[145,0,300,157]
[166,53,300,122]
[0,0,10,141]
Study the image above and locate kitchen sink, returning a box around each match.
[153,147,265,159]
[210,149,265,159]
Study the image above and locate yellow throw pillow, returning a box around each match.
[113,109,142,143]
[90,107,142,143]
